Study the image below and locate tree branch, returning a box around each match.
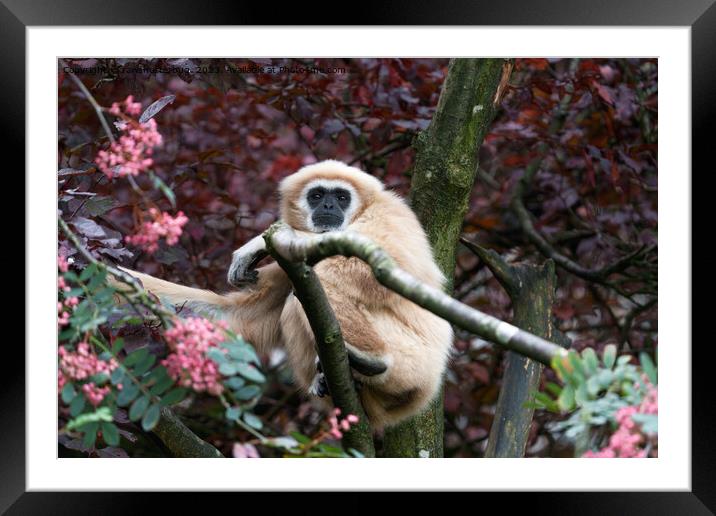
[152,407,224,458]
[263,228,376,457]
[265,222,567,366]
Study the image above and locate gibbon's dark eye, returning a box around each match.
[311,193,322,200]
[337,194,347,201]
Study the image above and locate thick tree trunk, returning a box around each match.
[383,58,511,458]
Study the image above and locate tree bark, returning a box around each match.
[484,260,556,458]
[265,227,376,457]
[383,58,512,458]
[153,407,224,458]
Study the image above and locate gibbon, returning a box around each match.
[123,160,453,429]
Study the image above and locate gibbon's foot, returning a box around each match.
[309,371,329,398]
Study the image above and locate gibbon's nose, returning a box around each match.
[323,201,334,210]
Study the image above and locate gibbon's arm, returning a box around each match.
[116,234,293,352]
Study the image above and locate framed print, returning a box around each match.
[5,0,710,512]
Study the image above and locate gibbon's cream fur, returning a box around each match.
[123,160,453,429]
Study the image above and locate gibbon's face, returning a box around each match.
[300,180,358,233]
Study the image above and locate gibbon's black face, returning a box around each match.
[306,186,352,232]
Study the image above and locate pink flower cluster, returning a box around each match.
[58,342,119,406]
[162,317,229,396]
[327,408,360,439]
[583,384,658,458]
[58,295,78,327]
[232,443,260,458]
[95,95,163,178]
[57,254,76,326]
[58,254,69,273]
[125,208,188,254]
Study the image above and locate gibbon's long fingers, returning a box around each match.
[228,235,270,287]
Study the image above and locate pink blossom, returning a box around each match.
[161,317,228,396]
[58,342,119,406]
[125,208,188,254]
[96,96,162,179]
[326,408,360,439]
[232,443,260,458]
[57,296,79,327]
[583,383,658,458]
[81,383,112,407]
[58,254,69,273]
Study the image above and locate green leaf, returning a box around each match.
[602,344,617,369]
[289,431,312,445]
[639,352,658,385]
[148,375,174,396]
[79,263,98,282]
[264,436,299,449]
[111,338,125,355]
[225,406,242,421]
[100,421,120,446]
[123,347,149,367]
[545,382,562,397]
[132,353,156,377]
[129,395,150,422]
[66,407,113,431]
[242,412,263,430]
[69,393,86,417]
[149,171,176,209]
[116,382,140,407]
[581,348,598,374]
[533,391,559,412]
[110,367,124,386]
[586,375,601,397]
[574,383,589,405]
[224,377,245,390]
[234,384,261,400]
[226,344,260,365]
[617,355,633,367]
[631,413,658,434]
[550,355,570,382]
[82,422,99,449]
[160,387,187,406]
[218,362,238,376]
[557,384,575,411]
[567,352,586,384]
[235,363,266,384]
[141,403,161,431]
[87,269,108,292]
[61,383,77,404]
[207,348,228,364]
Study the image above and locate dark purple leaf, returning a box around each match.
[139,95,176,124]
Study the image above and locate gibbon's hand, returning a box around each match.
[228,235,269,288]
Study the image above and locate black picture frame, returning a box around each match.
[7,0,708,513]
